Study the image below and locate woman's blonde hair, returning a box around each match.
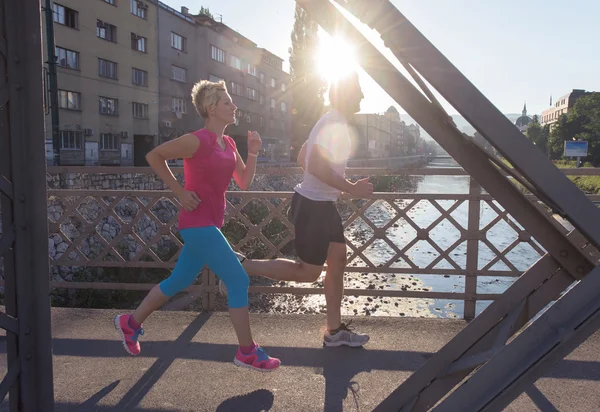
[191,79,227,118]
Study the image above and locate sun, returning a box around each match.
[316,34,357,82]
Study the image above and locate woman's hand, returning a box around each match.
[248,131,262,155]
[177,189,201,212]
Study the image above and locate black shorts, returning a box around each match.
[290,191,346,266]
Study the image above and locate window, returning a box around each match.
[58,90,80,110]
[171,32,186,51]
[246,87,258,101]
[210,45,225,63]
[132,68,148,86]
[270,98,276,109]
[230,82,243,97]
[209,74,224,83]
[103,0,116,5]
[281,101,287,113]
[130,0,148,19]
[53,4,78,29]
[98,58,117,79]
[281,83,286,92]
[97,20,117,42]
[171,65,187,82]
[259,94,264,105]
[100,133,119,150]
[99,97,118,115]
[247,63,258,77]
[131,33,147,52]
[260,117,264,127]
[55,47,79,70]
[229,55,243,70]
[270,77,276,88]
[60,131,82,150]
[245,113,252,123]
[172,98,187,113]
[259,73,265,84]
[132,102,149,119]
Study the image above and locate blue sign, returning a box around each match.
[564,141,588,157]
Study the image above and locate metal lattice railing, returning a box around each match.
[43,166,600,319]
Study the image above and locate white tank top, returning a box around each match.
[295,109,352,201]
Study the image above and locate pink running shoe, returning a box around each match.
[234,345,281,372]
[114,314,144,356]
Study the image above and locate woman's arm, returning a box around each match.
[233,131,261,190]
[146,133,200,210]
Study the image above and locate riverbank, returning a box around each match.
[502,158,600,194]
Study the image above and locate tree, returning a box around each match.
[547,93,600,164]
[548,114,570,160]
[526,115,541,144]
[569,93,600,164]
[288,4,327,161]
[198,6,213,19]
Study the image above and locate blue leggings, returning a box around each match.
[159,226,250,308]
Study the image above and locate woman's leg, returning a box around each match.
[199,227,280,371]
[114,229,206,356]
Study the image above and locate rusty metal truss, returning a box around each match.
[296,0,600,410]
[0,0,55,410]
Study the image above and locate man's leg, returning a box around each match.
[242,191,328,284]
[243,258,323,283]
[324,242,347,331]
[322,205,370,347]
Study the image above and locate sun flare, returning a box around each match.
[316,34,357,82]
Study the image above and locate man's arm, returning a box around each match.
[297,140,308,169]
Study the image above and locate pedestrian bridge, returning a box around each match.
[2,307,600,411]
[4,165,600,410]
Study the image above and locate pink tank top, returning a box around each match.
[177,129,237,230]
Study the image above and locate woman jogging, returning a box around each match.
[114,79,280,372]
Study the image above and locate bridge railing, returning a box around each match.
[42,166,600,319]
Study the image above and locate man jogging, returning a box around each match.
[238,71,373,347]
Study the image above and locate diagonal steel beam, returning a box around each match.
[436,265,600,411]
[294,2,600,410]
[295,0,595,282]
[335,0,600,251]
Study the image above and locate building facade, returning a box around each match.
[157,4,292,163]
[353,107,421,158]
[541,89,588,129]
[44,0,160,166]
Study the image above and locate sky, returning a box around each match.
[169,0,600,118]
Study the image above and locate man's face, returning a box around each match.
[347,79,364,114]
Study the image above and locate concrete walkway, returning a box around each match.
[1,308,600,411]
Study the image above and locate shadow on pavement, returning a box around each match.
[216,389,275,412]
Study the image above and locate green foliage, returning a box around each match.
[548,93,600,164]
[288,5,327,160]
[198,6,213,19]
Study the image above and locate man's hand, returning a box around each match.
[248,131,262,155]
[349,177,373,198]
[177,189,201,212]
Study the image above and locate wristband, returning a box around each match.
[247,152,258,158]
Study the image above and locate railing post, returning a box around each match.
[208,269,217,310]
[201,268,210,311]
[465,177,482,320]
[201,267,217,311]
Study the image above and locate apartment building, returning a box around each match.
[44,0,159,166]
[354,107,421,158]
[157,4,292,162]
[541,89,588,129]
